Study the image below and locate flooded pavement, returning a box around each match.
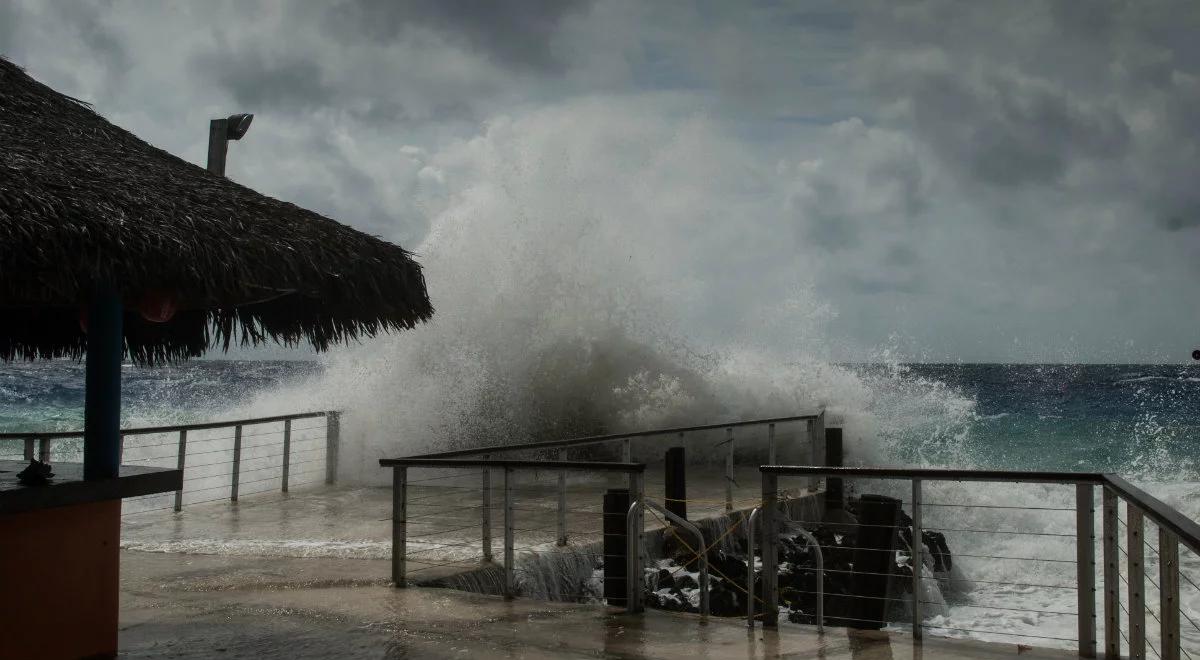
[118,550,1074,659]
[118,483,1071,658]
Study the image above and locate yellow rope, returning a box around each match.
[648,508,767,606]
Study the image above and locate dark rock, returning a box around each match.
[641,495,955,622]
[709,580,741,617]
[655,568,676,591]
[17,459,53,486]
[675,573,699,590]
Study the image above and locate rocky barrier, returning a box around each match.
[643,495,956,625]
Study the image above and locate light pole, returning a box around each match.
[206,113,253,176]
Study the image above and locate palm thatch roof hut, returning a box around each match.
[0,57,432,479]
[0,57,432,365]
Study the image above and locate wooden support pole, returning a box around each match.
[83,287,122,481]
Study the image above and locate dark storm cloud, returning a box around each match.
[859,0,1200,242]
[901,71,1130,188]
[7,0,1200,362]
[323,0,592,72]
[191,49,333,114]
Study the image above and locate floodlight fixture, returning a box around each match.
[225,113,253,140]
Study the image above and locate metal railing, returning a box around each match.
[0,411,341,514]
[378,412,827,620]
[759,466,1200,660]
[379,456,647,607]
[412,412,823,547]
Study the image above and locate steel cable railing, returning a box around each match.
[1,412,340,516]
[757,466,1200,660]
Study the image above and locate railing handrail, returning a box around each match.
[0,410,333,440]
[379,457,645,472]
[762,464,1200,559]
[1104,473,1200,557]
[411,413,821,460]
[761,465,1107,484]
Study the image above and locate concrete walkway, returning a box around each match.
[118,549,1072,659]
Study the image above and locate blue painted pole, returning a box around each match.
[83,288,123,481]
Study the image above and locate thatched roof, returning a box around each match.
[0,58,432,364]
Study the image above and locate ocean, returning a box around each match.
[2,360,1198,649]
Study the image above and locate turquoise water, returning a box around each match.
[4,361,1197,478]
[864,363,1200,477]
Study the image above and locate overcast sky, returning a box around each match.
[4,1,1200,363]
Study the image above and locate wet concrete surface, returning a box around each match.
[118,482,1073,658]
[118,543,1073,659]
[119,551,1074,659]
[121,471,789,583]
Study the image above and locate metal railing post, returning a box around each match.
[725,427,734,512]
[621,438,631,463]
[1077,483,1097,658]
[392,466,406,587]
[325,411,340,484]
[38,438,51,463]
[557,449,567,546]
[767,423,776,465]
[1128,505,1146,660]
[230,424,243,502]
[1160,528,1180,660]
[281,419,291,493]
[644,498,706,616]
[762,471,779,627]
[626,470,645,614]
[23,437,34,461]
[912,478,924,640]
[1102,488,1119,659]
[173,430,187,512]
[793,526,824,632]
[504,467,515,599]
[481,456,493,562]
[747,508,760,627]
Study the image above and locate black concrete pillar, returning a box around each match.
[825,428,844,511]
[664,447,686,521]
[603,488,631,607]
[844,494,901,629]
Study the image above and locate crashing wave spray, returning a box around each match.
[243,100,978,483]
